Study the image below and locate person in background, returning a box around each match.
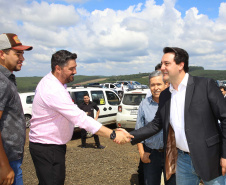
[130,47,226,185]
[0,33,32,185]
[220,86,226,98]
[78,94,105,149]
[121,82,124,90]
[140,62,163,183]
[155,63,162,71]
[29,50,133,185]
[128,81,135,90]
[136,71,175,185]
[146,63,169,98]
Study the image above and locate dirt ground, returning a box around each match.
[21,128,203,185]
[22,125,150,185]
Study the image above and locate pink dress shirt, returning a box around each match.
[29,72,102,145]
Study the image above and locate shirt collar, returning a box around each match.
[49,72,67,89]
[169,73,189,93]
[0,65,17,85]
[147,95,158,104]
[83,101,91,105]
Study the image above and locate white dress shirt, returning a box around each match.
[169,73,190,152]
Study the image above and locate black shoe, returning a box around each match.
[96,145,105,149]
[81,145,86,148]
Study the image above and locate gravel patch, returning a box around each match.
[22,127,141,185]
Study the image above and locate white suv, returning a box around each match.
[102,83,124,98]
[116,89,148,128]
[19,92,35,128]
[68,86,121,128]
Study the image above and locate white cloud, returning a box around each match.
[1,0,226,77]
[21,1,80,29]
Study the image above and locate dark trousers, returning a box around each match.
[137,159,145,185]
[29,142,66,185]
[143,145,176,185]
[81,129,100,147]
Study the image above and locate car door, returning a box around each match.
[90,90,120,125]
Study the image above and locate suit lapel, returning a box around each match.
[163,89,171,132]
[184,75,195,119]
[165,92,171,125]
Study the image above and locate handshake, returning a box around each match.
[113,128,134,144]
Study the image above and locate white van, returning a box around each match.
[68,86,121,128]
[116,89,149,128]
[19,92,35,128]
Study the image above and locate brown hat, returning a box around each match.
[0,33,33,51]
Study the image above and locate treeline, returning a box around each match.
[17,66,226,93]
[17,75,105,93]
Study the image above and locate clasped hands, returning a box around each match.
[113,128,134,144]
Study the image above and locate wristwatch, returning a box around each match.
[110,130,116,140]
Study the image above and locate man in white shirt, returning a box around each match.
[130,47,226,185]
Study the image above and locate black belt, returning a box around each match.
[143,144,164,153]
[178,148,190,155]
[157,149,164,152]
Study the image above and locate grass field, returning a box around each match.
[16,69,226,93]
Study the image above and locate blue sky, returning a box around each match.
[83,0,222,18]
[46,0,223,18]
[0,0,226,77]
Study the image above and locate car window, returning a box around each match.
[91,91,105,105]
[26,95,34,104]
[115,84,121,88]
[134,81,141,85]
[71,91,88,105]
[122,94,146,105]
[110,84,115,88]
[104,84,109,88]
[105,91,120,105]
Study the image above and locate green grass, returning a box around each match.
[16,69,226,93]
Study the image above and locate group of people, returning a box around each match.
[0,33,132,185]
[131,47,226,185]
[0,32,226,185]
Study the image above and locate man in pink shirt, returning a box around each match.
[29,50,133,185]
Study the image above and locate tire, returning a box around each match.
[25,115,31,128]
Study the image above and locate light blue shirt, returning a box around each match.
[128,83,134,89]
[135,95,164,149]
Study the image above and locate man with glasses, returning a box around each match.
[0,33,33,185]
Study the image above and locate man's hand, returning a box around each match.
[0,162,15,185]
[141,152,151,163]
[221,158,226,176]
[114,128,134,144]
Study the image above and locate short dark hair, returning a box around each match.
[163,47,189,73]
[155,63,162,71]
[83,93,89,97]
[51,50,77,72]
[220,86,226,91]
[1,49,11,54]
